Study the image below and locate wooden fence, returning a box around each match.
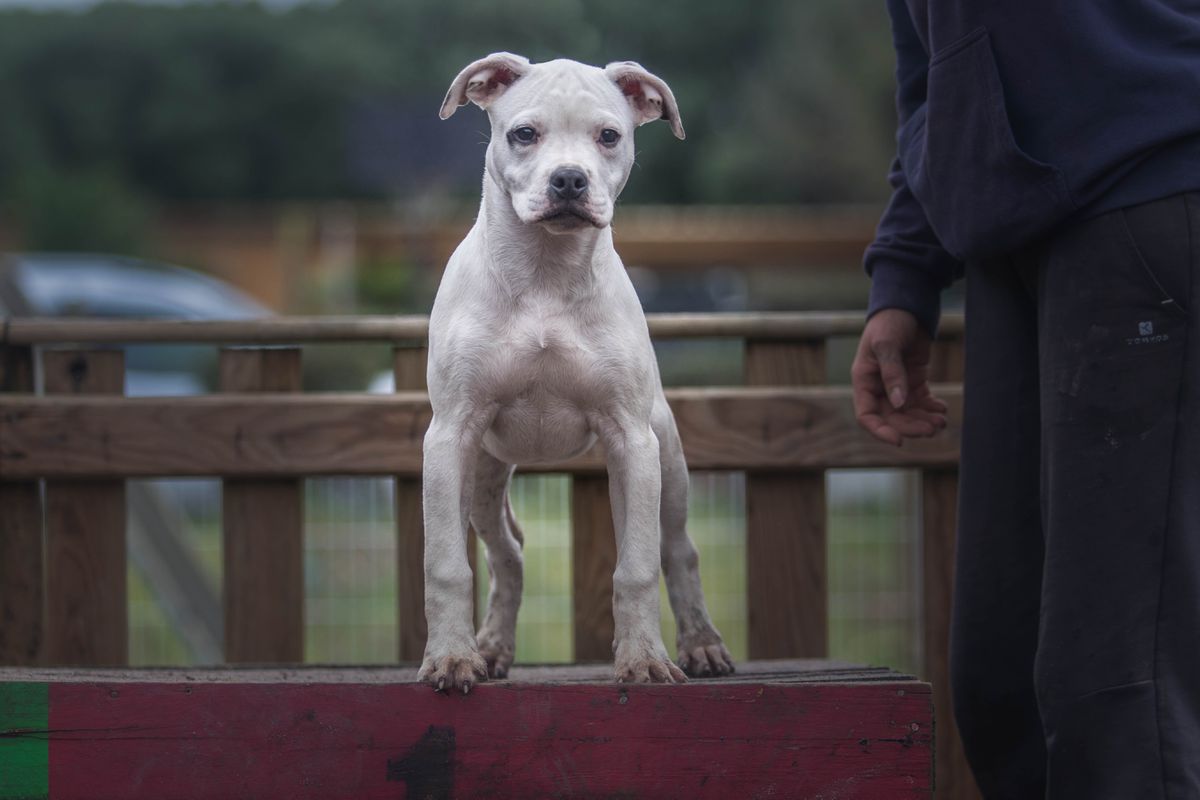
[0,311,975,799]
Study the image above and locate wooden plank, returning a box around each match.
[0,386,964,480]
[0,663,933,799]
[571,475,617,662]
[0,682,48,799]
[0,484,42,666]
[0,659,915,684]
[928,336,965,384]
[6,316,429,345]
[42,350,127,667]
[220,349,304,664]
[922,469,978,800]
[3,312,965,346]
[745,338,827,385]
[0,345,42,666]
[0,344,34,392]
[393,346,427,662]
[746,473,828,659]
[745,339,828,659]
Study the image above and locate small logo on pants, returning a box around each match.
[1127,320,1169,346]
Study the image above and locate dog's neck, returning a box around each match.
[479,169,612,300]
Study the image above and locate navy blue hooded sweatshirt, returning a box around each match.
[865,0,1200,334]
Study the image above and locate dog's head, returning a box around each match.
[440,53,684,233]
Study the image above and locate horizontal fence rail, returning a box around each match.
[0,387,964,479]
[0,311,975,799]
[2,312,964,345]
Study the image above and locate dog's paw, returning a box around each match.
[677,642,736,678]
[418,648,489,694]
[614,644,687,684]
[676,627,735,678]
[476,629,515,679]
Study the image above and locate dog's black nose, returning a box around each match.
[549,168,588,200]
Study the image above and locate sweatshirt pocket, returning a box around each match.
[905,28,1076,259]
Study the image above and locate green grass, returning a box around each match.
[128,566,192,666]
[128,472,921,677]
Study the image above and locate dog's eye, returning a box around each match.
[510,126,538,144]
[599,128,621,146]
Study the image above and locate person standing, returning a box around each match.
[851,1,1200,797]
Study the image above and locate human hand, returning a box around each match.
[851,308,948,446]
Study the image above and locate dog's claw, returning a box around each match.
[677,638,736,679]
[615,650,687,684]
[419,649,489,694]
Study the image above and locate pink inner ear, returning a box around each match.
[491,66,517,88]
[617,75,645,99]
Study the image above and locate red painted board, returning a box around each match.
[42,680,931,799]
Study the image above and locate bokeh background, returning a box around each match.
[0,0,935,675]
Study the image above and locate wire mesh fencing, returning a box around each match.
[127,470,922,676]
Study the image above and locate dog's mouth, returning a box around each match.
[535,205,603,229]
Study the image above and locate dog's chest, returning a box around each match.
[479,305,615,464]
[494,302,601,392]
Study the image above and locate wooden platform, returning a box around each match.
[0,660,932,799]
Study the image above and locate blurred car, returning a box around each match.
[0,253,270,395]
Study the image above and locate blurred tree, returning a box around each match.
[13,167,151,252]
[0,0,897,215]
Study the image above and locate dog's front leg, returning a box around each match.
[598,417,687,684]
[418,412,491,693]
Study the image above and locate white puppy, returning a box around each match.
[420,53,734,692]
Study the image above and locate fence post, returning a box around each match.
[42,350,128,666]
[0,344,42,665]
[922,335,978,799]
[220,348,304,663]
[394,344,428,662]
[744,339,828,658]
[571,474,617,662]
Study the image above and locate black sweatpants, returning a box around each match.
[951,192,1200,799]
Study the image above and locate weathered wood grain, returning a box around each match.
[0,659,916,685]
[393,346,428,662]
[747,472,828,659]
[745,339,829,659]
[571,475,618,662]
[0,661,933,799]
[744,338,827,386]
[0,387,963,479]
[922,469,979,800]
[0,485,42,666]
[3,312,965,345]
[42,350,127,667]
[0,345,41,666]
[220,349,304,664]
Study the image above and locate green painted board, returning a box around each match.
[0,683,48,800]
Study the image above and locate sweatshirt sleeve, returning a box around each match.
[864,0,962,336]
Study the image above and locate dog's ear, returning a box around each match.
[604,61,685,140]
[440,52,532,119]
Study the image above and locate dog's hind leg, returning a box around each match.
[470,449,524,678]
[653,398,735,677]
